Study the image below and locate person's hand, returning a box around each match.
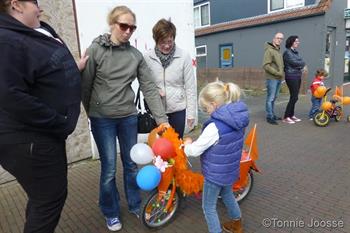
[183,137,192,145]
[302,65,308,73]
[77,50,89,71]
[159,90,165,97]
[159,122,170,128]
[187,118,195,128]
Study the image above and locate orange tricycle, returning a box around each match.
[140,124,260,229]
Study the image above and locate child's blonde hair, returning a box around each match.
[199,81,241,111]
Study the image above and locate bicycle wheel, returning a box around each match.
[234,171,254,203]
[334,107,343,122]
[140,187,181,229]
[313,111,330,127]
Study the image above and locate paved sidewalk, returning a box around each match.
[1,85,350,233]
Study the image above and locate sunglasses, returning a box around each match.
[116,22,137,32]
[18,0,39,6]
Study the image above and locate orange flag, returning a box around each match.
[335,86,343,97]
[244,124,258,161]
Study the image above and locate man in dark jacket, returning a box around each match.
[262,32,284,125]
[0,1,86,232]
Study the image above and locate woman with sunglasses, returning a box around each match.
[0,0,88,232]
[81,5,168,232]
[144,19,197,138]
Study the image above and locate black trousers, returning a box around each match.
[0,141,67,233]
[284,78,301,118]
[167,109,186,138]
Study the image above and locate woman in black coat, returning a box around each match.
[0,1,87,232]
[282,35,305,124]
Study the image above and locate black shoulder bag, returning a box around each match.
[135,88,157,133]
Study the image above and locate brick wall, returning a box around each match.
[197,67,308,94]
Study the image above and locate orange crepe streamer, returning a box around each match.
[158,166,174,195]
[333,95,350,105]
[155,127,204,195]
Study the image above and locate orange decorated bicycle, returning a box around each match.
[140,124,260,229]
[313,86,350,126]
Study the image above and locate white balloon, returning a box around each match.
[130,143,154,165]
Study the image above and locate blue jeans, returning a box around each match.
[266,79,282,119]
[309,96,321,118]
[202,179,241,233]
[90,115,141,218]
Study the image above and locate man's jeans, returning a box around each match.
[202,179,241,233]
[90,115,141,218]
[266,79,282,119]
[309,96,322,118]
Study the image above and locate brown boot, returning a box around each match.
[222,219,243,233]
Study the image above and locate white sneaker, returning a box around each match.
[106,217,122,231]
[282,117,295,124]
[291,116,301,122]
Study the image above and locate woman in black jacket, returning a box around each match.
[0,1,87,232]
[282,35,306,124]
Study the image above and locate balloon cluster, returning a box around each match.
[130,129,177,191]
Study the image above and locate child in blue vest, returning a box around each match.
[184,81,249,233]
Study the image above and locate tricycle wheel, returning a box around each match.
[140,187,181,229]
[234,171,253,203]
[313,111,330,127]
[334,106,343,122]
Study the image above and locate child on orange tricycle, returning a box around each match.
[135,81,259,233]
[310,69,350,126]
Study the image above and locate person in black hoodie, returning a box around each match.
[0,1,87,232]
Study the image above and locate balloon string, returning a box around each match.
[187,159,192,168]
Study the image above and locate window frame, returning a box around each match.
[267,0,305,13]
[196,45,207,57]
[219,43,234,68]
[196,45,207,68]
[193,2,211,29]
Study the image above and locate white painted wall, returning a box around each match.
[74,0,196,158]
[75,0,195,59]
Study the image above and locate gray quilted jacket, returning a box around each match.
[144,47,197,120]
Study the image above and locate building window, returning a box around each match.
[268,0,304,13]
[196,45,207,68]
[219,44,234,68]
[194,2,210,28]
